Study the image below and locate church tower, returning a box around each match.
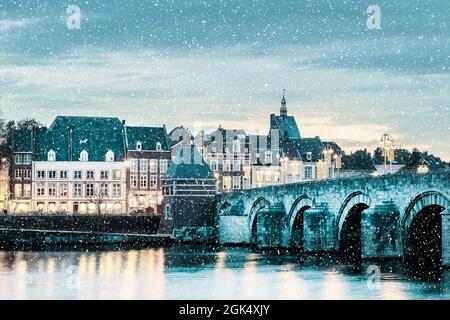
[280,89,287,117]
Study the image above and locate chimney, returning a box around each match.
[122,119,128,154]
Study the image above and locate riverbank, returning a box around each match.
[0,214,166,250]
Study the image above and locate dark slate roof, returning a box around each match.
[271,115,301,140]
[34,116,126,161]
[11,129,33,152]
[49,116,123,132]
[282,137,324,161]
[164,145,214,180]
[126,126,170,151]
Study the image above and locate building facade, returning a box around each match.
[125,125,171,213]
[9,129,34,213]
[30,116,128,214]
[0,155,10,212]
[159,145,217,241]
[7,116,170,215]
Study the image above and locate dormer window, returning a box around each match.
[105,150,114,162]
[156,142,161,151]
[80,150,88,162]
[306,152,312,161]
[136,141,142,151]
[47,150,56,161]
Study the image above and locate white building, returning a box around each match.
[32,160,126,214]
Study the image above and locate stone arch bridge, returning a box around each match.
[216,172,450,265]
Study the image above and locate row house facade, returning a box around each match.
[9,129,34,213]
[125,126,171,213]
[8,116,170,214]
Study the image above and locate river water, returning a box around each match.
[0,245,449,300]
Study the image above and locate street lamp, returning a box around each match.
[380,133,395,174]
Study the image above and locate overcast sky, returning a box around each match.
[0,0,449,160]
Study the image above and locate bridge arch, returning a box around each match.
[248,197,271,245]
[288,195,314,248]
[337,191,372,262]
[402,190,449,278]
[402,190,449,231]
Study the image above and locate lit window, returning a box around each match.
[37,183,45,197]
[14,154,23,165]
[304,166,313,180]
[210,160,218,171]
[232,160,240,171]
[23,169,31,179]
[130,159,139,173]
[80,150,88,161]
[150,160,158,173]
[15,169,22,180]
[223,160,231,171]
[140,175,148,188]
[160,159,168,173]
[100,183,109,197]
[105,150,114,162]
[48,150,56,161]
[48,183,57,197]
[150,175,158,189]
[23,154,32,164]
[60,183,68,197]
[23,184,31,197]
[14,184,22,197]
[233,176,241,189]
[112,184,121,197]
[112,170,121,180]
[223,176,231,190]
[130,174,138,189]
[140,159,148,172]
[73,183,82,197]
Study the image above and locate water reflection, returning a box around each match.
[0,246,449,299]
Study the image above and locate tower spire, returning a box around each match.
[280,89,287,116]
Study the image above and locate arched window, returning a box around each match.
[105,150,114,162]
[47,150,56,161]
[136,141,142,151]
[80,150,89,161]
[156,142,162,151]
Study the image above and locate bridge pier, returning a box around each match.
[361,201,402,260]
[255,203,286,248]
[441,209,450,267]
[303,204,336,253]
